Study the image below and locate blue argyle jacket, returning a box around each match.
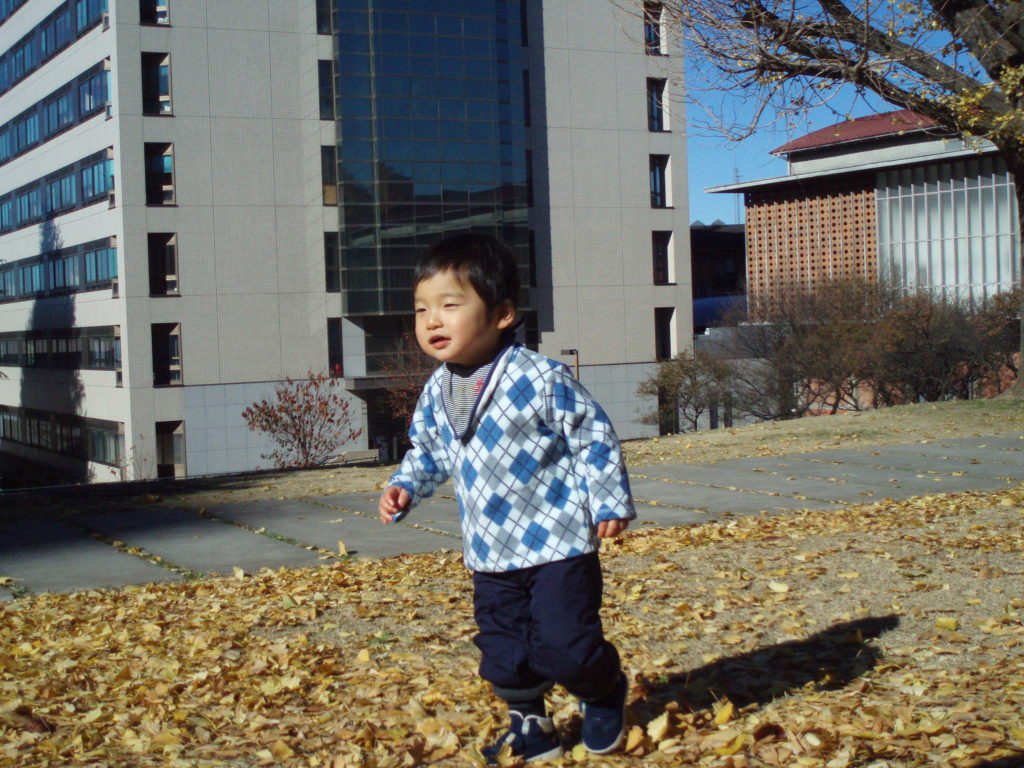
[389,344,636,573]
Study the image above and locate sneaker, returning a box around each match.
[482,711,563,765]
[580,674,628,754]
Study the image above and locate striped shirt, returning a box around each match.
[442,360,496,438]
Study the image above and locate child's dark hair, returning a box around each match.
[415,233,520,313]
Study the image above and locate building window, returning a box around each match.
[155,420,185,478]
[0,407,121,463]
[140,0,168,24]
[75,0,107,32]
[321,146,338,206]
[316,0,332,34]
[652,231,673,284]
[87,333,119,369]
[144,142,174,204]
[654,307,675,361]
[48,252,81,291]
[875,154,1019,301]
[84,244,117,284]
[0,327,118,370]
[327,317,343,377]
[142,52,172,114]
[148,233,178,295]
[20,263,43,294]
[647,78,667,131]
[523,70,531,126]
[80,153,113,203]
[89,425,123,465]
[318,60,334,120]
[650,154,670,208]
[0,2,108,99]
[325,231,340,291]
[79,65,109,117]
[0,238,116,302]
[644,2,664,54]
[0,61,109,169]
[526,149,534,207]
[45,171,78,214]
[152,322,182,386]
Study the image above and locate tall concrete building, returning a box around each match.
[0,0,691,485]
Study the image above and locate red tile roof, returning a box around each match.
[772,110,943,156]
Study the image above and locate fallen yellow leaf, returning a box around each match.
[625,725,645,752]
[713,699,735,725]
[715,733,747,756]
[647,711,672,741]
[270,740,295,759]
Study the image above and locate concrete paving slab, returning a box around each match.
[631,504,726,526]
[212,498,460,558]
[0,517,178,594]
[939,435,1024,450]
[628,476,843,515]
[796,449,1024,480]
[315,492,463,535]
[632,464,887,504]
[314,492,687,535]
[715,456,1012,493]
[866,442,1024,467]
[73,507,324,576]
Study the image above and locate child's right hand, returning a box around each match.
[378,486,411,524]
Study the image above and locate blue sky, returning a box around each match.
[683,90,892,225]
[686,129,787,225]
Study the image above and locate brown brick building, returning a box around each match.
[711,111,1018,314]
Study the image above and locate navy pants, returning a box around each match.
[472,552,621,704]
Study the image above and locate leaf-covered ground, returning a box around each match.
[2,399,1024,767]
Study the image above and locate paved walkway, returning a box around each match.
[2,434,1022,599]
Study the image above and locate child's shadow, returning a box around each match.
[630,614,900,724]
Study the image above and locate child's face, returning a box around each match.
[414,270,515,367]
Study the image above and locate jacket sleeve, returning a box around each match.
[388,378,452,508]
[547,366,636,524]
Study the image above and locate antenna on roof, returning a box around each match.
[733,167,741,223]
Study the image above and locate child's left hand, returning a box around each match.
[597,519,629,539]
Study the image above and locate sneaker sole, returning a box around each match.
[526,745,564,762]
[581,674,628,754]
[584,726,624,755]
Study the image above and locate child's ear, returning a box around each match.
[494,300,517,330]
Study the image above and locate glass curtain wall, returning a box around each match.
[876,154,1020,302]
[332,0,529,375]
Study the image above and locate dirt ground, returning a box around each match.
[2,398,1023,767]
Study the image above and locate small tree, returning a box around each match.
[972,287,1022,392]
[242,370,363,468]
[709,278,895,419]
[867,294,978,404]
[377,332,436,438]
[638,348,735,432]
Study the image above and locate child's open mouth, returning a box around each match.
[429,335,450,349]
